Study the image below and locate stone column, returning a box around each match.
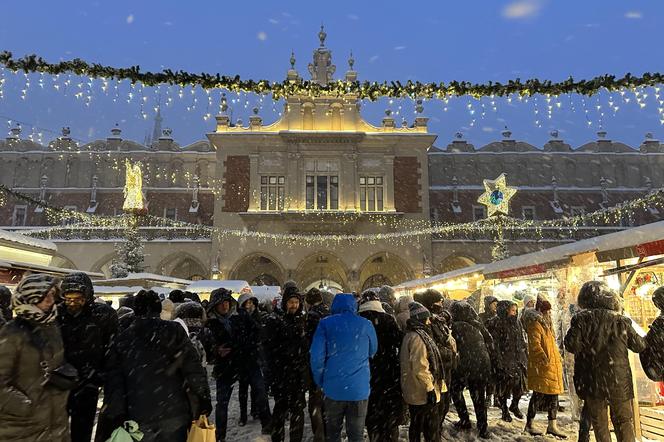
[385,156,396,212]
[248,154,260,211]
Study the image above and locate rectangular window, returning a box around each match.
[260,176,285,211]
[306,175,338,210]
[164,207,178,220]
[359,176,384,212]
[473,205,486,221]
[522,206,536,221]
[12,205,27,226]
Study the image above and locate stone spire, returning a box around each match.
[308,25,336,85]
[150,105,163,147]
[286,51,300,83]
[345,51,357,82]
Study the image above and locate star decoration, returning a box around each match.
[477,173,517,217]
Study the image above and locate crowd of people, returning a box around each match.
[0,272,663,442]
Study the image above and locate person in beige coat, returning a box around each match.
[401,301,446,442]
[0,274,71,442]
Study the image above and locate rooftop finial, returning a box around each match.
[290,51,296,69]
[220,92,228,113]
[318,24,327,47]
[348,51,355,70]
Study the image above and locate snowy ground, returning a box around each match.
[218,384,604,442]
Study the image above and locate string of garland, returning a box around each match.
[2,51,663,100]
[3,183,663,245]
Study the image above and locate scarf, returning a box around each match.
[407,318,445,384]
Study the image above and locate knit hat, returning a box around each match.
[305,288,323,305]
[61,272,94,301]
[409,301,431,322]
[134,289,162,317]
[378,285,396,304]
[281,285,302,312]
[168,289,185,304]
[653,286,664,312]
[522,293,537,309]
[13,274,61,323]
[536,295,552,313]
[360,289,380,305]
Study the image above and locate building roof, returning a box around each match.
[0,229,57,252]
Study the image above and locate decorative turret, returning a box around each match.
[308,25,336,85]
[345,52,357,82]
[286,51,300,83]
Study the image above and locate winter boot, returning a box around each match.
[239,409,247,427]
[479,428,493,439]
[501,408,513,423]
[525,418,543,436]
[509,404,524,419]
[546,419,568,439]
[453,419,472,431]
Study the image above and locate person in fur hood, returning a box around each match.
[565,281,646,442]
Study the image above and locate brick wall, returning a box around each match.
[223,155,250,212]
[394,156,421,213]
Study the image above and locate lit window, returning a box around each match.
[260,176,285,211]
[12,205,27,226]
[164,207,178,220]
[360,176,384,211]
[522,206,536,221]
[472,205,486,221]
[306,175,338,210]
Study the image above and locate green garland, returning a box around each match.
[1,51,663,100]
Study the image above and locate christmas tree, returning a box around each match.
[110,223,146,278]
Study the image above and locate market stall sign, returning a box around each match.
[636,239,664,258]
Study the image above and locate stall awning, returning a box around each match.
[394,264,485,292]
[483,221,664,280]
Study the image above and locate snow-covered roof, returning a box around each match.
[395,264,485,291]
[0,229,57,252]
[94,273,191,288]
[0,259,103,279]
[186,279,252,294]
[93,285,144,295]
[483,221,664,278]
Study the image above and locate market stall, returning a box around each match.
[393,264,485,300]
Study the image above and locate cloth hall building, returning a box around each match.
[0,31,663,291]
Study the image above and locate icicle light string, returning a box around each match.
[2,183,664,245]
[1,51,664,100]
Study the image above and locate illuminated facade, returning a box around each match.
[0,29,662,287]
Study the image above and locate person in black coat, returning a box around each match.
[486,300,528,422]
[358,290,405,442]
[99,289,211,442]
[641,286,664,382]
[305,287,330,442]
[565,281,646,442]
[58,272,118,442]
[0,285,12,326]
[204,288,241,442]
[263,285,309,442]
[449,300,494,439]
[234,293,271,432]
[414,289,457,429]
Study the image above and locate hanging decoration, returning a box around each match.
[2,183,664,246]
[122,159,145,213]
[1,51,663,100]
[477,173,517,217]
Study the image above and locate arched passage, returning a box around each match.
[157,252,208,280]
[229,253,285,287]
[358,252,414,292]
[438,254,476,274]
[295,252,349,292]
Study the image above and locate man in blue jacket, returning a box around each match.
[310,293,378,442]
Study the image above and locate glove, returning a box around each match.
[426,390,437,405]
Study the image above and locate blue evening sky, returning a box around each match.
[0,0,662,148]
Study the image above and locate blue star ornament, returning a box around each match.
[477,174,517,216]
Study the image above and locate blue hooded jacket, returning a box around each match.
[310,294,378,401]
